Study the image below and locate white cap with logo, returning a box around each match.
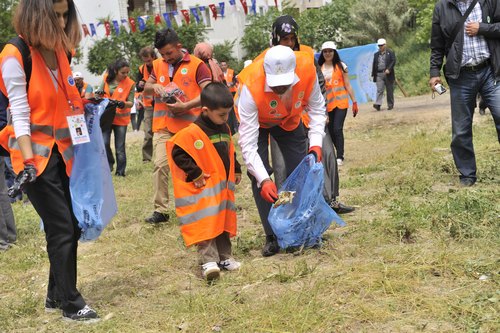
[377,38,386,46]
[264,45,296,87]
[73,71,83,79]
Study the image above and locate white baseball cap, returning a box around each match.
[264,45,296,87]
[377,38,386,46]
[73,71,83,79]
[243,59,253,68]
[321,41,337,51]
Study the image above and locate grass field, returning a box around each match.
[0,94,499,332]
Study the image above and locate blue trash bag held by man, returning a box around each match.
[268,154,345,249]
[70,99,118,241]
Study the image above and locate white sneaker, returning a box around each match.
[218,258,241,271]
[337,158,344,166]
[202,262,220,280]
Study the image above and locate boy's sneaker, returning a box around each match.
[218,258,241,271]
[202,262,220,281]
[45,297,62,313]
[63,305,100,323]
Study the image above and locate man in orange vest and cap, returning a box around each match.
[143,28,212,224]
[254,14,355,215]
[237,45,327,257]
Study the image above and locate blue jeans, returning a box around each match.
[447,66,500,180]
[102,125,127,175]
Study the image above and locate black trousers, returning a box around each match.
[250,124,307,237]
[327,108,348,160]
[25,148,86,313]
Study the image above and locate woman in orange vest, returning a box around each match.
[98,58,135,177]
[0,0,99,322]
[318,41,358,166]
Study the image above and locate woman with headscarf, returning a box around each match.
[194,42,239,134]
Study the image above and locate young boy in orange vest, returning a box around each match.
[167,82,242,281]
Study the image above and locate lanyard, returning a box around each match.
[41,51,77,113]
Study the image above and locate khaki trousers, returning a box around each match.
[197,232,232,264]
[152,129,172,213]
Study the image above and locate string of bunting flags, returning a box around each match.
[81,0,279,38]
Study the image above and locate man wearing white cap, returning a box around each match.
[371,38,396,111]
[238,45,327,257]
[73,71,94,99]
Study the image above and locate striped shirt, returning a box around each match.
[458,0,490,66]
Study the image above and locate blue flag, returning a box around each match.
[190,7,200,24]
[163,12,172,28]
[138,16,146,32]
[89,23,96,36]
[219,2,225,17]
[251,0,256,14]
[112,20,120,35]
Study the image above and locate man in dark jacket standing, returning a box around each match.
[429,0,500,187]
[371,38,396,111]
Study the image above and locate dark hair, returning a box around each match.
[201,82,234,110]
[139,46,156,59]
[318,49,346,73]
[106,58,129,83]
[154,28,180,50]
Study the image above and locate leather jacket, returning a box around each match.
[430,0,500,80]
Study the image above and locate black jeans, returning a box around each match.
[131,107,145,131]
[250,124,307,237]
[25,148,86,313]
[327,108,348,160]
[102,125,127,175]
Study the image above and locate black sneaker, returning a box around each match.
[63,305,100,323]
[329,200,355,214]
[459,177,476,187]
[145,211,169,224]
[373,104,381,111]
[262,236,280,257]
[45,297,62,313]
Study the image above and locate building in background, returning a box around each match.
[73,0,330,86]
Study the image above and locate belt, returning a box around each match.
[462,59,490,72]
[377,70,385,73]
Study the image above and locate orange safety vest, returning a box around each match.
[139,63,154,107]
[152,55,204,133]
[79,82,88,98]
[244,53,316,131]
[0,46,82,176]
[224,68,237,93]
[103,75,135,126]
[166,123,237,247]
[324,63,349,111]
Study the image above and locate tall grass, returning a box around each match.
[0,104,498,332]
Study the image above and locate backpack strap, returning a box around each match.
[7,36,32,89]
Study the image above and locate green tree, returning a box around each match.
[0,0,17,43]
[297,1,355,50]
[213,40,241,72]
[347,0,413,45]
[240,8,281,60]
[86,15,206,76]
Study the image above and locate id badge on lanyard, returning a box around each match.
[65,98,90,145]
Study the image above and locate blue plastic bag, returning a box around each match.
[70,99,117,241]
[268,154,345,249]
